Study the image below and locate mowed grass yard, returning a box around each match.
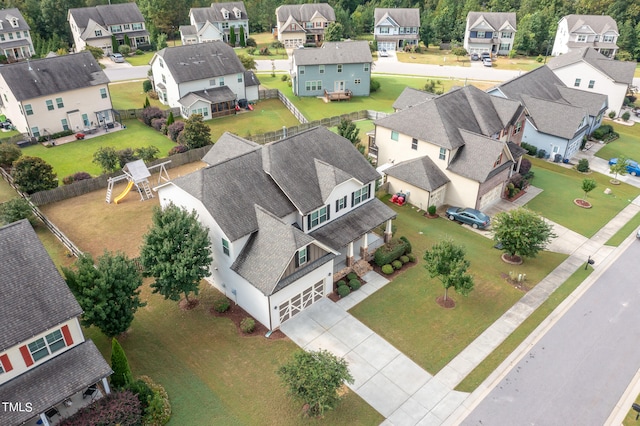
[109,81,164,110]
[524,157,640,237]
[39,175,382,426]
[258,74,494,121]
[595,121,640,161]
[350,197,567,374]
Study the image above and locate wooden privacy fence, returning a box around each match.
[26,145,212,206]
[0,167,83,257]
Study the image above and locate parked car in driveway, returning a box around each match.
[445,207,491,229]
[480,52,491,60]
[608,158,640,176]
[378,49,389,57]
[482,57,492,67]
[110,52,125,63]
[470,52,480,61]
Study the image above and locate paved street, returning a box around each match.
[461,238,640,425]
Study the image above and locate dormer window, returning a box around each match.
[222,8,229,19]
[494,153,503,167]
[296,246,308,267]
[351,185,371,207]
[10,18,18,28]
[577,34,586,42]
[308,205,329,229]
[0,21,3,30]
[234,8,242,19]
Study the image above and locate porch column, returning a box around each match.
[384,219,393,243]
[359,233,369,260]
[516,156,523,173]
[102,377,111,395]
[346,241,354,267]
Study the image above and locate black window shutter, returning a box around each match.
[326,205,330,220]
[307,214,311,229]
[351,192,355,207]
[367,183,371,199]
[295,251,299,268]
[343,195,347,206]
[335,199,339,211]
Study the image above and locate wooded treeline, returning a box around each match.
[2,0,638,59]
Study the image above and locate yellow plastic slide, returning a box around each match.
[114,180,134,204]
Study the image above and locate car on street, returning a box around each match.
[482,57,492,67]
[445,207,491,229]
[378,48,389,57]
[110,52,125,63]
[470,52,480,61]
[608,158,640,176]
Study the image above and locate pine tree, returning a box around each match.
[166,111,175,126]
[111,338,133,389]
[229,27,237,46]
[239,26,246,47]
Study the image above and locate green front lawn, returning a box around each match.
[395,47,542,72]
[350,198,567,374]
[456,265,592,392]
[125,51,154,67]
[595,122,640,161]
[109,81,164,111]
[258,74,494,121]
[19,120,175,178]
[606,211,640,246]
[524,158,640,237]
[235,32,289,59]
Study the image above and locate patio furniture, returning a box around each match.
[83,384,98,399]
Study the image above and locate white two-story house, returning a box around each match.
[373,8,420,52]
[0,52,114,139]
[68,3,150,55]
[374,85,527,210]
[548,47,636,117]
[0,220,112,426]
[180,2,249,45]
[0,8,34,61]
[157,127,396,330]
[551,14,619,58]
[150,42,259,120]
[275,4,336,48]
[464,12,516,56]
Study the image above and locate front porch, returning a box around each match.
[333,232,385,273]
[24,383,108,426]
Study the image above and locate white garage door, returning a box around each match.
[378,41,395,51]
[479,184,503,210]
[279,280,324,324]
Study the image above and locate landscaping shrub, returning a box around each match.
[577,158,590,173]
[116,148,139,168]
[521,142,537,156]
[0,141,21,168]
[337,284,350,297]
[346,272,358,281]
[370,78,381,93]
[62,171,92,185]
[141,107,164,126]
[37,129,73,142]
[135,146,160,163]
[246,37,257,47]
[246,47,256,55]
[536,149,546,159]
[336,280,346,288]
[392,260,403,270]
[608,111,616,119]
[381,264,394,275]
[12,156,58,194]
[167,121,185,142]
[259,47,270,55]
[151,118,167,132]
[62,175,75,185]
[427,205,437,216]
[168,145,188,156]
[406,253,416,263]
[399,236,412,254]
[400,255,409,264]
[592,124,613,140]
[139,375,171,426]
[622,111,631,121]
[0,198,35,226]
[213,297,230,313]
[126,379,154,419]
[348,279,361,291]
[240,317,256,333]
[519,158,532,175]
[58,391,142,426]
[374,239,408,266]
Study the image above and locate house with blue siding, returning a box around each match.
[464,12,516,56]
[291,41,372,98]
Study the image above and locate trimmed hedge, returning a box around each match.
[400,255,410,264]
[240,317,255,333]
[213,297,230,313]
[392,260,403,270]
[58,391,141,426]
[399,236,412,254]
[348,279,361,291]
[521,142,537,156]
[407,253,416,263]
[381,264,394,275]
[346,272,358,281]
[374,238,409,266]
[337,284,350,297]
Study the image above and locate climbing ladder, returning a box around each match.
[138,180,153,200]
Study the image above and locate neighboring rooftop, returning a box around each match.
[69,3,145,28]
[0,8,30,33]
[467,12,517,31]
[392,87,438,111]
[293,41,372,66]
[153,42,245,83]
[562,14,618,35]
[190,2,248,26]
[276,4,336,23]
[547,47,636,84]
[374,8,420,27]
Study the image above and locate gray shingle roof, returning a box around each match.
[392,87,437,110]
[262,126,381,214]
[69,3,145,29]
[0,51,109,101]
[190,2,248,26]
[547,47,635,85]
[447,130,510,182]
[467,12,517,31]
[0,8,30,33]
[0,220,83,351]
[172,147,296,242]
[564,14,618,35]
[376,85,521,150]
[276,4,336,23]
[245,70,260,87]
[374,8,420,27]
[231,205,315,295]
[180,24,197,36]
[496,65,565,101]
[154,42,245,84]
[557,86,607,116]
[202,131,260,167]
[0,340,112,425]
[385,156,450,191]
[178,86,236,107]
[309,198,396,249]
[293,41,372,66]
[521,94,587,139]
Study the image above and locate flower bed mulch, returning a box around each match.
[210,301,286,339]
[370,259,418,280]
[328,274,368,302]
[574,198,592,208]
[500,272,530,292]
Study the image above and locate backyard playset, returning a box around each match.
[106,159,171,204]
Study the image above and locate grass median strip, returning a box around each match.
[455,266,593,392]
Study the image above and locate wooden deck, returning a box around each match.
[324,89,352,102]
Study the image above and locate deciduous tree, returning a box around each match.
[423,239,474,303]
[177,114,212,149]
[93,146,120,173]
[582,178,597,199]
[140,203,212,304]
[0,141,21,167]
[238,54,257,70]
[11,156,57,194]
[337,118,360,146]
[0,199,35,226]
[492,207,556,262]
[609,156,629,183]
[62,251,145,338]
[278,349,354,417]
[325,22,343,42]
